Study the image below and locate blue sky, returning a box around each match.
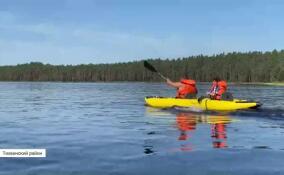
[0,0,284,65]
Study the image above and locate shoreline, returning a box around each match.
[231,82,284,86]
[0,81,283,86]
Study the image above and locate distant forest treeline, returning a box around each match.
[0,50,284,82]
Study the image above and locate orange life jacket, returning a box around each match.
[176,79,198,98]
[209,80,227,100]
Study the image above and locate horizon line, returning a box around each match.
[1,48,283,67]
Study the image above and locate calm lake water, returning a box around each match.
[0,82,283,175]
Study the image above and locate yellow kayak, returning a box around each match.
[145,96,261,111]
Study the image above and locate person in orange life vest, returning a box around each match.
[166,76,198,99]
[207,77,227,100]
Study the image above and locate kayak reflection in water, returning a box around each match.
[209,117,229,148]
[176,113,197,140]
[211,124,227,148]
[175,113,232,150]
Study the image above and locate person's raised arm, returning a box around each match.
[166,78,182,88]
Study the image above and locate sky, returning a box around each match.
[0,0,284,65]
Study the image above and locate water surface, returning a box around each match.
[0,82,283,175]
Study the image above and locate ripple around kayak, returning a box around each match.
[230,108,284,120]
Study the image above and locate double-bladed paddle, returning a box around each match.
[143,61,167,80]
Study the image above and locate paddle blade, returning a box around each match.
[144,61,157,73]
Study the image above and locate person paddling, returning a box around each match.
[166,75,198,99]
[207,77,227,100]
[143,61,198,99]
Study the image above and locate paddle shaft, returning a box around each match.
[157,72,167,80]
